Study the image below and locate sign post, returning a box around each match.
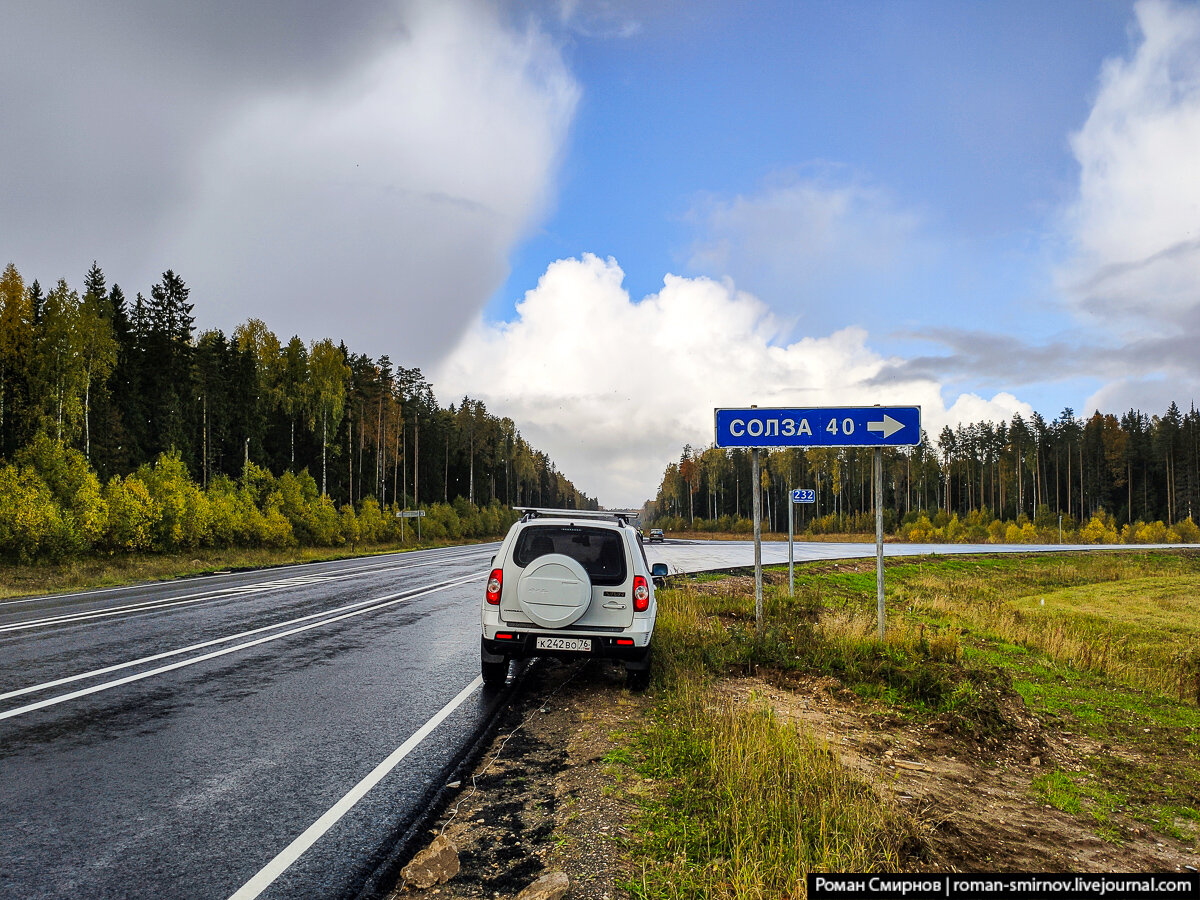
[751,447,763,634]
[875,448,884,640]
[788,488,816,597]
[397,508,425,542]
[716,405,920,638]
[788,487,793,597]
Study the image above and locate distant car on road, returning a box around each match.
[648,528,664,542]
[481,508,668,690]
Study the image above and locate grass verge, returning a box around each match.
[609,550,1200,897]
[626,684,920,898]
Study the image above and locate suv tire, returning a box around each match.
[482,658,508,686]
[624,647,652,692]
[481,637,509,687]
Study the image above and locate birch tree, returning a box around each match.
[308,339,349,496]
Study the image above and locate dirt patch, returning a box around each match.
[718,675,1199,874]
[388,658,649,900]
[390,663,1198,899]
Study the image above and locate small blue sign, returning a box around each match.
[715,406,920,448]
[791,489,816,504]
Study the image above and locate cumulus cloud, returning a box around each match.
[2,0,578,364]
[1061,0,1200,334]
[435,255,1030,507]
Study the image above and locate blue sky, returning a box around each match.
[494,0,1138,410]
[502,1,1130,316]
[5,1,1199,505]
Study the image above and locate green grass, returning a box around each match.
[1033,770,1082,815]
[972,634,1200,847]
[1004,577,1200,694]
[616,579,962,896]
[889,552,1200,701]
[617,550,1200,895]
[659,574,1008,734]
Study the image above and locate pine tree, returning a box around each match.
[83,261,106,304]
[76,278,117,461]
[0,264,33,457]
[144,271,196,464]
[92,282,136,477]
[28,280,44,327]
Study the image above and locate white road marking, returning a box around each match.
[0,574,482,721]
[227,677,483,900]
[0,552,487,634]
[0,573,478,704]
[0,543,495,609]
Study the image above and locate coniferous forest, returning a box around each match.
[653,407,1200,545]
[0,262,595,562]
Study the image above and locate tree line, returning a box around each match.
[651,404,1200,544]
[0,261,595,561]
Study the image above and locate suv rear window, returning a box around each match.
[513,525,627,587]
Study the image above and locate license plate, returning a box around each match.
[536,636,592,652]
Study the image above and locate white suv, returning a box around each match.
[481,508,668,690]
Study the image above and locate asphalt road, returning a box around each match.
[644,536,1183,573]
[2,536,1184,899]
[0,544,505,900]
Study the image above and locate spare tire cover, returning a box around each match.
[516,553,592,628]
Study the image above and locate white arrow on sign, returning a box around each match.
[867,414,905,439]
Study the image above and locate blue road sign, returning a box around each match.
[791,489,816,503]
[715,406,921,448]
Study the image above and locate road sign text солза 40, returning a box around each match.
[714,406,920,448]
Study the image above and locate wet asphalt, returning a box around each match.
[0,544,504,900]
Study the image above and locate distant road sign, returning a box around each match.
[715,406,921,448]
[791,489,816,504]
[395,510,426,518]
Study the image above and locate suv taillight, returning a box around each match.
[486,568,503,605]
[633,575,650,612]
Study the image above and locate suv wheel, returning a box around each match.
[482,657,508,686]
[481,638,509,687]
[624,647,652,692]
[625,666,650,692]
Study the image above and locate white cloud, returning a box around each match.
[435,254,1031,507]
[1061,0,1200,333]
[1083,376,1186,419]
[552,0,643,38]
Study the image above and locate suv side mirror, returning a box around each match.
[651,563,668,578]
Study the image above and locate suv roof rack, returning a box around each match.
[514,507,641,525]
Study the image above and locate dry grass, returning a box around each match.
[629,683,918,899]
[893,556,1200,702]
[624,581,947,898]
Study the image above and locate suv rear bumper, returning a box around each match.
[482,633,650,665]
